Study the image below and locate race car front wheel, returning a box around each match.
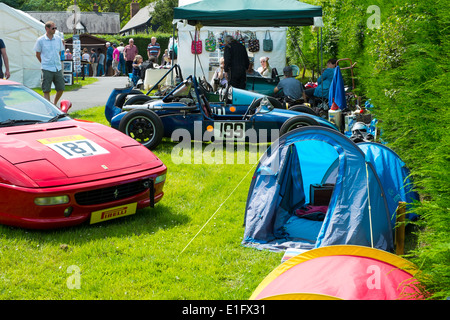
[119,109,164,149]
[280,116,319,136]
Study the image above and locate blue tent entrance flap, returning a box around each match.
[243,127,399,252]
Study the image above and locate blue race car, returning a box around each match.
[105,76,337,149]
[117,64,315,116]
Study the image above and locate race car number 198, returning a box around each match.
[38,135,110,159]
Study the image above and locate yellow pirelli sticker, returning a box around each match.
[90,203,137,224]
[38,135,86,144]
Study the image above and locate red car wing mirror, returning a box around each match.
[60,100,72,113]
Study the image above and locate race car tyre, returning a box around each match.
[119,109,164,150]
[123,94,153,106]
[289,104,317,116]
[115,90,143,109]
[279,115,319,136]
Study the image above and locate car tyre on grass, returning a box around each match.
[119,109,164,149]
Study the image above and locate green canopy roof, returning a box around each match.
[173,0,322,27]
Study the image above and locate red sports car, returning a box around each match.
[0,79,167,229]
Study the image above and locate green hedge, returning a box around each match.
[294,0,449,299]
[95,32,174,63]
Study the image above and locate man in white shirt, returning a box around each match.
[34,21,65,105]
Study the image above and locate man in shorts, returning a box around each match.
[34,21,65,105]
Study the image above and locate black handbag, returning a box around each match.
[248,32,260,52]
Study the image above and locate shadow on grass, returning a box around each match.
[0,202,189,245]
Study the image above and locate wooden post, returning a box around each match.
[395,202,406,255]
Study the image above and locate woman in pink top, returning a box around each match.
[112,43,120,76]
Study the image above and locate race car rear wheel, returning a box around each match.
[118,109,164,149]
[280,116,319,136]
[115,90,143,109]
[289,104,317,116]
[123,94,153,106]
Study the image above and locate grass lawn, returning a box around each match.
[0,105,282,300]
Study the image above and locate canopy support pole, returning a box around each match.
[365,162,374,248]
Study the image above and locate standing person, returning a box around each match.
[117,42,126,75]
[90,48,98,77]
[123,38,138,75]
[147,37,160,63]
[81,48,90,76]
[257,56,272,78]
[105,42,113,76]
[274,66,307,101]
[97,48,105,76]
[33,21,65,105]
[65,48,72,60]
[112,44,120,76]
[223,35,249,90]
[0,38,10,79]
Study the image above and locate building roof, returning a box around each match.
[27,11,120,35]
[120,4,155,33]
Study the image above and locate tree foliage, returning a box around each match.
[297,0,449,299]
[151,0,178,33]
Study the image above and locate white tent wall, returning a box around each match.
[176,21,287,83]
[0,3,64,88]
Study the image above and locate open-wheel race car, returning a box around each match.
[117,64,316,117]
[105,75,337,150]
[0,79,167,229]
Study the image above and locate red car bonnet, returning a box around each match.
[0,120,162,186]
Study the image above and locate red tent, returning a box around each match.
[250,245,425,300]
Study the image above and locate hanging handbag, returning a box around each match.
[191,29,203,54]
[248,32,260,53]
[263,30,273,52]
[205,31,216,52]
[218,31,227,51]
[235,30,245,46]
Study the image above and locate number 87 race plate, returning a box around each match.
[38,135,110,159]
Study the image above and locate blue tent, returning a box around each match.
[358,142,419,224]
[242,127,417,252]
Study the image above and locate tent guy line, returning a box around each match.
[179,155,263,255]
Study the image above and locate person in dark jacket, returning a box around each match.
[223,35,249,89]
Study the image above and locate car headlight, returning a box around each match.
[155,173,166,184]
[35,195,70,206]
